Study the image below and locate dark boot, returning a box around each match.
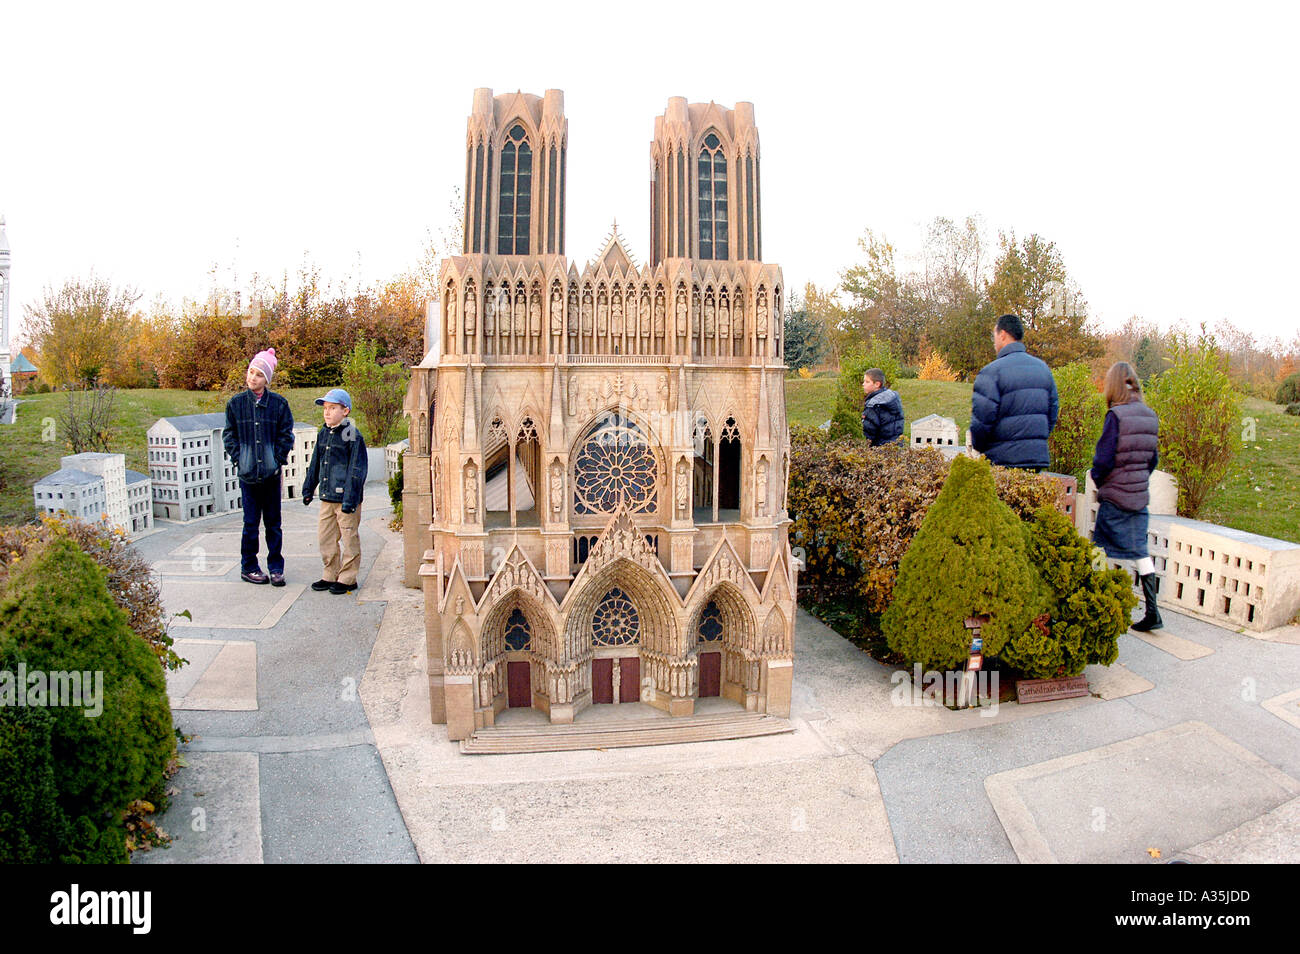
[1131,573,1164,632]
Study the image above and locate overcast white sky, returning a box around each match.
[4,1,1298,345]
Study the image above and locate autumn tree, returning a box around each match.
[839,231,927,363]
[987,232,1102,367]
[22,276,142,386]
[782,289,829,371]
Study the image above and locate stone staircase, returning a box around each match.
[459,711,794,754]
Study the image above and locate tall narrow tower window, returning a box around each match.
[497,124,532,255]
[697,132,728,261]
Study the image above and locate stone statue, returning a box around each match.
[432,459,442,518]
[568,289,579,334]
[703,297,715,336]
[581,291,593,335]
[674,289,687,336]
[654,293,666,337]
[733,297,744,338]
[596,295,608,337]
[756,294,769,338]
[529,291,542,336]
[484,289,497,336]
[756,461,768,517]
[640,292,651,336]
[567,377,579,416]
[446,293,457,336]
[464,464,478,522]
[550,288,564,334]
[676,460,689,516]
[464,289,476,336]
[611,660,621,705]
[718,298,730,339]
[550,464,563,516]
[658,374,669,413]
[610,294,624,337]
[513,293,526,335]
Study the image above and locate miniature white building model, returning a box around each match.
[148,413,237,521]
[386,438,409,483]
[124,469,154,534]
[282,422,318,500]
[911,414,958,449]
[33,468,106,522]
[61,452,129,530]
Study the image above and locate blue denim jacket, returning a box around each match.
[223,389,295,484]
[303,418,368,511]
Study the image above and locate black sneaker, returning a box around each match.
[311,579,334,592]
[329,581,358,595]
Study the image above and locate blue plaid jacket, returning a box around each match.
[222,389,295,484]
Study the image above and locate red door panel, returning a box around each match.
[619,657,641,703]
[699,652,721,697]
[592,658,613,704]
[507,661,531,708]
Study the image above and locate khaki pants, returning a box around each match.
[318,501,362,585]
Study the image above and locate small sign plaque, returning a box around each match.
[1016,675,1089,704]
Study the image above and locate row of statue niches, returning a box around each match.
[443,284,780,356]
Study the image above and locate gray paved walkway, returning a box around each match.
[135,489,1300,864]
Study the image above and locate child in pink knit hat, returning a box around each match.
[222,348,295,585]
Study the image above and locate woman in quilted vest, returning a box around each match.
[1091,362,1162,631]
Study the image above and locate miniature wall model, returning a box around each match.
[403,90,796,740]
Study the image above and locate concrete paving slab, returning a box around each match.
[1175,795,1300,864]
[165,639,224,701]
[1126,627,1215,660]
[135,752,262,864]
[151,558,239,577]
[985,721,1300,864]
[1262,687,1300,731]
[257,745,418,864]
[178,641,258,711]
[1087,662,1155,700]
[165,580,305,629]
[168,528,321,559]
[1259,624,1300,646]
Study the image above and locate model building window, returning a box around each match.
[698,600,723,642]
[697,131,728,260]
[497,124,532,255]
[504,607,531,652]
[573,412,657,515]
[592,587,640,646]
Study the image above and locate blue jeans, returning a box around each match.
[240,474,284,574]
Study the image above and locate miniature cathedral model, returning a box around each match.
[403,90,795,740]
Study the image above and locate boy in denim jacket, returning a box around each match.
[302,388,368,595]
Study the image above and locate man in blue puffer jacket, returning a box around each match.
[970,314,1059,470]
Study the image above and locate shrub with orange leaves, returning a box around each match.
[917,351,958,382]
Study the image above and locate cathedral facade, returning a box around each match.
[404,90,795,740]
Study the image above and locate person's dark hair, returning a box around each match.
[864,368,886,387]
[995,314,1024,341]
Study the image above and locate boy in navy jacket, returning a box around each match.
[302,388,368,595]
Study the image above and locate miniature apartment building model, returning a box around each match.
[403,89,796,740]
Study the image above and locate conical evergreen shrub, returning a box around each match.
[881,455,1044,671]
[999,506,1137,677]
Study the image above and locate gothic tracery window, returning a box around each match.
[573,412,658,515]
[698,600,723,642]
[697,131,728,260]
[498,123,532,255]
[504,607,531,652]
[592,587,640,646]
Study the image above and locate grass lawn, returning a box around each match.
[4,381,1297,543]
[0,388,334,524]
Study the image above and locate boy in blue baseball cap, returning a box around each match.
[302,388,368,594]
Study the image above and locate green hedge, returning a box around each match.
[0,538,175,863]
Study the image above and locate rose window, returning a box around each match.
[573,413,657,514]
[592,587,640,646]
